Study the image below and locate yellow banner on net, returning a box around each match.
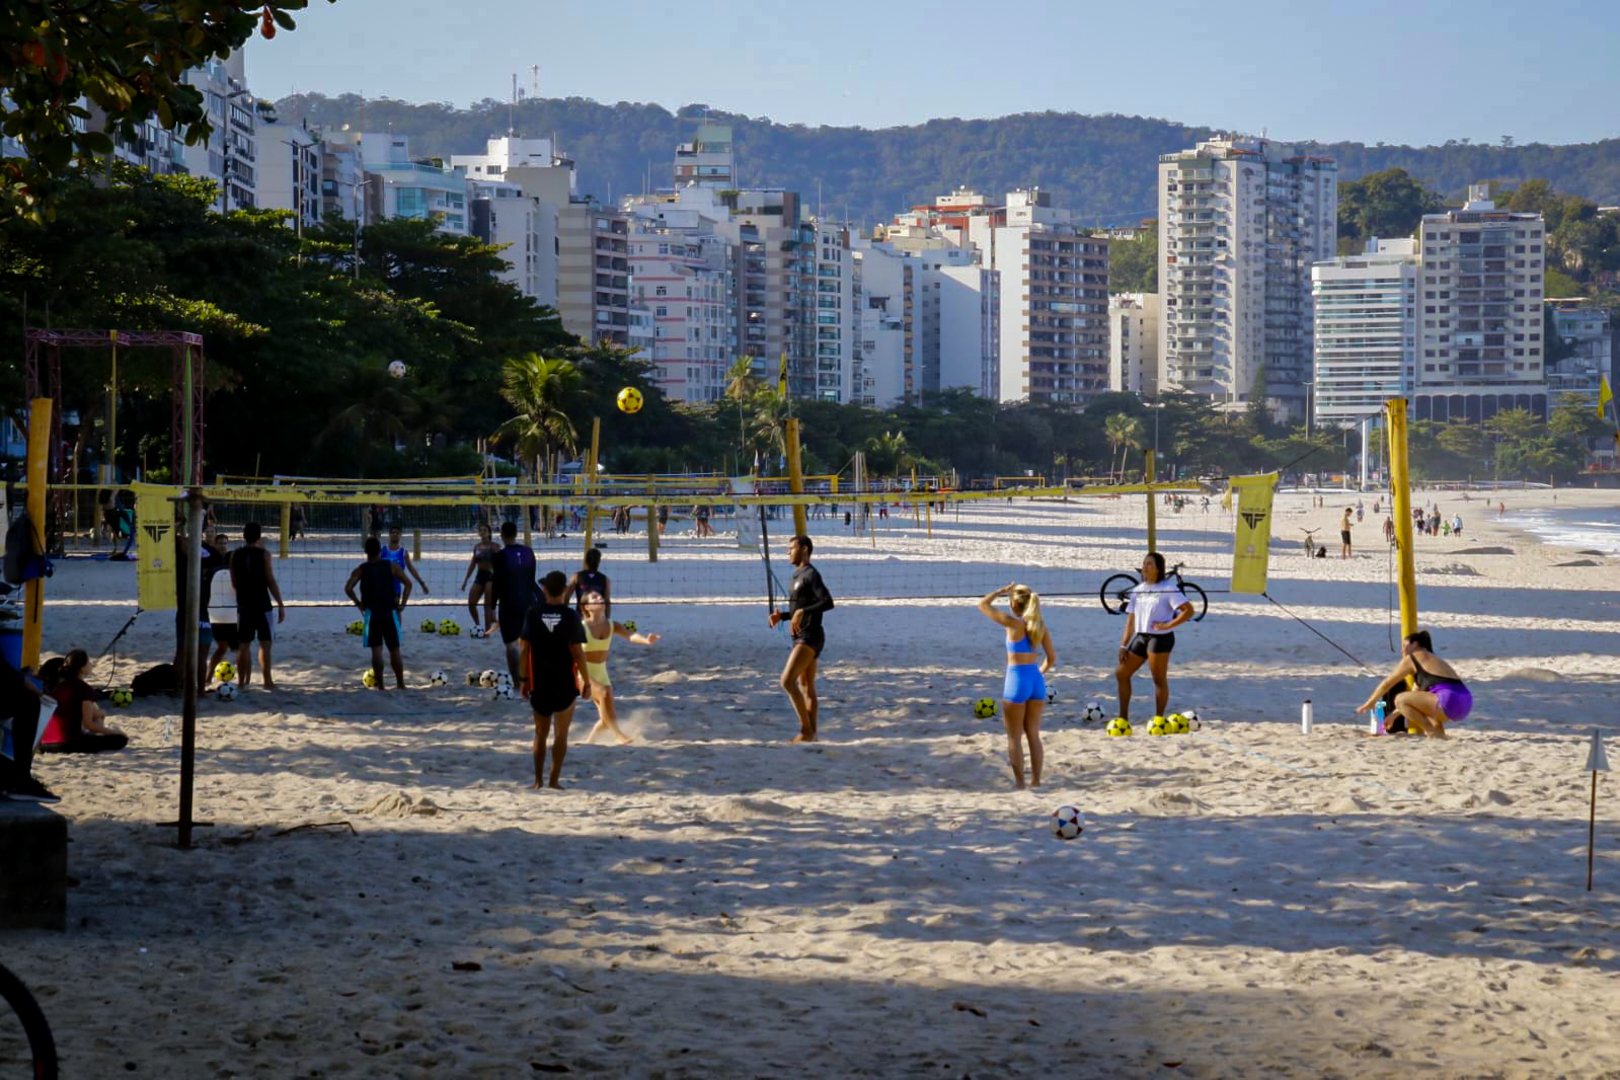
[133,482,180,612]
[1227,472,1279,595]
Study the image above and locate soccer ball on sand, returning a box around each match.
[362,669,378,689]
[420,618,437,634]
[1146,715,1170,736]
[439,619,460,636]
[108,687,134,707]
[972,697,997,719]
[1052,805,1085,840]
[213,660,237,683]
[1106,717,1133,737]
[428,669,447,687]
[216,682,239,702]
[478,669,498,689]
[1082,702,1106,724]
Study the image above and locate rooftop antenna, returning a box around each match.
[530,65,540,100]
[508,73,516,137]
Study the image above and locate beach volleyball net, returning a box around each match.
[70,476,1233,609]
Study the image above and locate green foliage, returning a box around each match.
[1108,225,1157,293]
[0,1,328,220]
[1407,402,1601,483]
[1337,168,1443,245]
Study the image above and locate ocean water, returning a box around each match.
[1511,505,1620,556]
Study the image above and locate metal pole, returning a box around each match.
[759,504,774,612]
[177,490,205,849]
[183,344,195,486]
[583,417,600,555]
[1589,770,1598,892]
[1145,448,1157,552]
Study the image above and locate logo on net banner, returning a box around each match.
[1228,474,1278,595]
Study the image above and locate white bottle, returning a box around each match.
[1301,699,1313,735]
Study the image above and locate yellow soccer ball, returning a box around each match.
[1106,717,1133,737]
[1166,713,1190,735]
[1146,715,1169,736]
[213,660,237,684]
[362,669,378,689]
[108,687,134,708]
[972,697,997,719]
[616,386,644,414]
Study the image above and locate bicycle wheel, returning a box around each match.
[0,963,57,1080]
[1099,573,1137,616]
[1181,581,1209,622]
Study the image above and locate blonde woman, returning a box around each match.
[977,583,1057,789]
[578,591,661,745]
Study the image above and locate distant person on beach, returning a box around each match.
[1452,514,1463,536]
[1383,517,1395,546]
[461,522,500,633]
[1356,500,1364,523]
[564,547,611,618]
[977,583,1056,790]
[491,521,538,686]
[39,650,127,754]
[345,536,411,690]
[207,533,240,680]
[577,590,660,745]
[1340,507,1354,559]
[0,650,54,802]
[1498,500,1506,517]
[1358,630,1471,738]
[520,570,589,789]
[768,535,833,743]
[229,522,285,691]
[1114,552,1194,723]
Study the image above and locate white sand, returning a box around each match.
[6,486,1620,1078]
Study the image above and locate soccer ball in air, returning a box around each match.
[470,626,488,640]
[620,620,638,634]
[1180,708,1202,731]
[493,684,515,701]
[428,669,447,688]
[616,386,644,414]
[439,619,461,636]
[362,669,378,689]
[420,618,437,634]
[1106,717,1133,737]
[1146,715,1169,736]
[108,687,134,708]
[478,669,498,689]
[972,697,998,720]
[1052,805,1085,840]
[347,619,364,636]
[1082,702,1106,725]
[216,681,238,702]
[388,360,407,378]
[214,660,236,683]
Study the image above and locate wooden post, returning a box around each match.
[786,417,807,537]
[1386,399,1418,639]
[175,490,205,849]
[278,501,291,559]
[22,399,51,669]
[646,474,658,563]
[925,499,933,539]
[1145,449,1157,552]
[412,527,422,562]
[583,417,601,555]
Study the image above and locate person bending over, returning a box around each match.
[978,583,1057,790]
[1358,629,1471,738]
[1114,552,1194,722]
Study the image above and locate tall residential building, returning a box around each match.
[255,117,322,230]
[180,51,261,211]
[1547,299,1612,408]
[508,162,629,345]
[1309,239,1418,428]
[850,242,918,407]
[469,178,561,308]
[313,129,373,224]
[1109,293,1162,396]
[1413,184,1547,421]
[966,189,1109,405]
[1158,136,1337,418]
[673,122,734,189]
[625,202,737,402]
[453,136,565,183]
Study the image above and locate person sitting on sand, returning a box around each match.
[977,583,1056,790]
[39,650,128,754]
[1357,630,1471,738]
[577,591,661,745]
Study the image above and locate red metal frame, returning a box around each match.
[22,329,206,485]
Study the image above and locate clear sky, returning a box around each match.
[246,0,1620,146]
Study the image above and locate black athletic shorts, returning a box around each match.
[498,604,525,644]
[210,622,241,651]
[240,608,275,643]
[1340,530,1352,545]
[1126,632,1174,658]
[363,609,400,650]
[529,686,579,717]
[792,627,826,657]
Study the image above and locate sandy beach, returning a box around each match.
[5,484,1620,1078]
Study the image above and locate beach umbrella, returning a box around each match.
[1585,730,1609,892]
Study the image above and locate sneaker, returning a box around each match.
[8,775,61,803]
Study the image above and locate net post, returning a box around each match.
[646,474,658,563]
[411,527,422,562]
[1145,449,1157,551]
[1385,398,1417,639]
[925,499,933,539]
[278,502,291,559]
[583,417,600,555]
[23,398,51,669]
[176,489,205,849]
[786,417,806,536]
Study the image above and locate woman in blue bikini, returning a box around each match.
[1358,629,1472,738]
[977,583,1057,789]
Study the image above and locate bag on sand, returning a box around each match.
[130,662,177,697]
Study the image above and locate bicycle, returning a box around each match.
[1098,562,1209,622]
[0,962,57,1079]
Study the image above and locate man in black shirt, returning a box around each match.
[229,521,286,691]
[767,535,834,742]
[344,536,412,690]
[490,520,538,686]
[520,570,589,788]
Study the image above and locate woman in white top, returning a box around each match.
[1114,552,1195,722]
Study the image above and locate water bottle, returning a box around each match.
[1301,699,1313,735]
[1372,701,1385,736]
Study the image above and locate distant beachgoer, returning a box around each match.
[383,525,430,600]
[1340,507,1354,559]
[1114,552,1194,722]
[1451,514,1463,536]
[1356,500,1364,523]
[977,583,1056,790]
[1498,500,1506,518]
[564,547,611,619]
[1358,630,1471,738]
[229,522,286,691]
[344,536,410,690]
[1383,517,1395,546]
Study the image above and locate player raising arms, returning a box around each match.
[767,535,833,742]
[978,583,1057,790]
[577,590,661,745]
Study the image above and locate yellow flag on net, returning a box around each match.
[133,482,180,612]
[777,352,789,397]
[1599,376,1613,416]
[1227,472,1279,595]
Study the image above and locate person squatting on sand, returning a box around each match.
[344,536,412,690]
[577,591,661,745]
[1115,552,1195,722]
[1358,629,1472,738]
[460,523,499,633]
[768,535,834,742]
[520,571,589,789]
[977,583,1056,790]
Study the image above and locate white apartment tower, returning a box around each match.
[1310,239,1418,427]
[673,122,734,189]
[626,206,737,403]
[1158,136,1337,418]
[1109,293,1162,396]
[1412,185,1548,421]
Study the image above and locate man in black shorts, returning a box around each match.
[768,535,834,742]
[520,570,589,789]
[229,521,286,691]
[489,520,538,685]
[344,536,411,690]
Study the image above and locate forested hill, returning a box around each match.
[273,93,1620,224]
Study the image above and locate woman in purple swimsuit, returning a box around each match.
[1357,630,1472,738]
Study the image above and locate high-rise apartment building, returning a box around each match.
[1109,293,1162,396]
[1158,136,1337,418]
[673,123,734,189]
[255,117,322,230]
[625,204,737,403]
[1310,239,1418,427]
[1413,185,1547,421]
[180,51,261,211]
[1548,300,1613,407]
[507,161,629,345]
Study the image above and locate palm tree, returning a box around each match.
[1103,413,1141,482]
[319,363,427,477]
[863,430,911,476]
[752,391,790,472]
[725,357,760,467]
[491,353,584,486]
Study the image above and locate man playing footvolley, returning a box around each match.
[768,535,834,742]
[345,536,411,690]
[520,570,589,788]
[229,522,286,691]
[490,521,538,685]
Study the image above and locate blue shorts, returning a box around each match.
[1003,663,1046,704]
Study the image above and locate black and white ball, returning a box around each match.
[428,669,447,688]
[1052,806,1085,840]
[216,682,239,702]
[388,360,407,378]
[470,626,487,640]
[493,684,515,700]
[478,669,498,689]
[1082,702,1106,724]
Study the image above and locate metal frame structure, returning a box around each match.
[22,328,206,485]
